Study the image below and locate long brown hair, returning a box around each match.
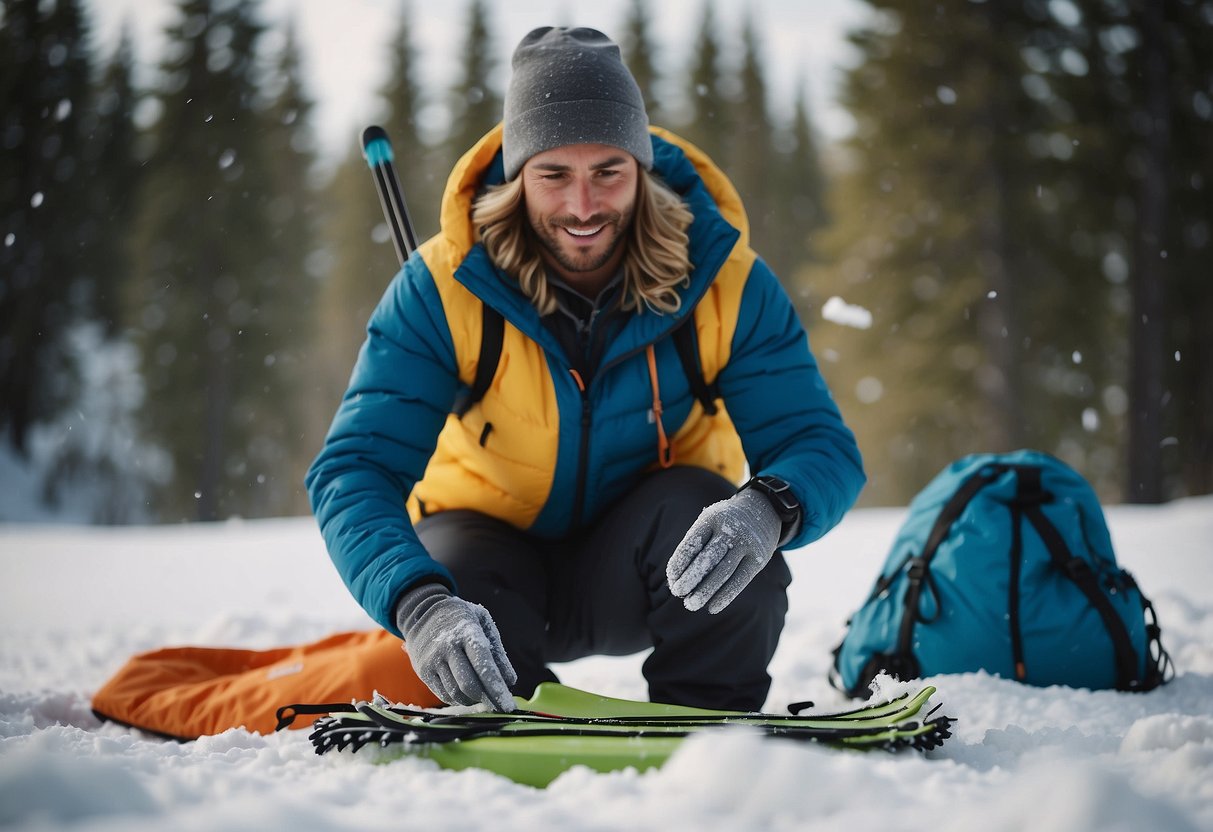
[472,168,694,316]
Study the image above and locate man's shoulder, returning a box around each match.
[689,241,758,307]
[411,238,491,299]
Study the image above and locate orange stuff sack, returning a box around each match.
[91,629,442,739]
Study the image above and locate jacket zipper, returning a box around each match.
[568,369,591,534]
[563,318,695,534]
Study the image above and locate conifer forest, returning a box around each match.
[2,0,1210,522]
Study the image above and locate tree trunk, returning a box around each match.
[973,2,1023,451]
[198,343,231,522]
[1127,1,1170,503]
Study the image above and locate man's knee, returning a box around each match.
[644,552,790,710]
[618,466,737,572]
[631,466,736,517]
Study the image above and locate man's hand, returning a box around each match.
[666,488,783,614]
[395,583,518,712]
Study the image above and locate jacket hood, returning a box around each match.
[437,123,750,269]
[434,124,749,356]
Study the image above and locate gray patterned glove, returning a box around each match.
[395,583,518,712]
[666,488,783,614]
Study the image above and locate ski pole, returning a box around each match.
[361,125,418,266]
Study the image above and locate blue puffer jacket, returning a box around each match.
[307,126,865,636]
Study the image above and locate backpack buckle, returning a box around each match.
[1063,556,1092,580]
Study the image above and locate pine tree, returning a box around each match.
[446,0,500,165]
[805,0,1213,504]
[680,1,729,163]
[128,0,306,520]
[620,0,663,127]
[382,0,441,241]
[1107,0,1213,501]
[1123,0,1169,502]
[777,80,831,327]
[730,15,776,268]
[957,3,1130,490]
[311,0,435,446]
[253,15,321,516]
[782,81,830,265]
[79,25,142,337]
[1039,0,1212,500]
[1105,0,1213,499]
[1032,0,1145,500]
[0,0,93,453]
[1161,0,1213,496]
[804,1,1064,502]
[314,151,390,395]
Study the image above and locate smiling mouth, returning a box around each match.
[564,225,606,238]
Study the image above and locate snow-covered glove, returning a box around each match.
[395,582,518,712]
[666,488,783,614]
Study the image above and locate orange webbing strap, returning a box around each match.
[646,344,675,468]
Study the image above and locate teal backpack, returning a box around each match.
[832,450,1172,697]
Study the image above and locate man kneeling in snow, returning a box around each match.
[307,26,864,712]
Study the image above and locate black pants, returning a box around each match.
[415,466,791,711]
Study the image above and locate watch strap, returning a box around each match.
[742,475,802,548]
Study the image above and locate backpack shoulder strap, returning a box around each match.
[453,302,504,419]
[836,463,1008,697]
[891,465,1008,661]
[456,305,716,419]
[672,319,719,415]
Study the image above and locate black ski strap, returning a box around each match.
[275,701,358,732]
[1016,466,1143,691]
[672,320,719,415]
[453,303,505,418]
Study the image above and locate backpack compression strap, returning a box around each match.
[843,464,1008,697]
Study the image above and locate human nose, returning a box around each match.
[566,177,595,220]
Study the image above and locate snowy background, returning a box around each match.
[2,498,1211,831]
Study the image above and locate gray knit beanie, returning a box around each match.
[502,26,653,181]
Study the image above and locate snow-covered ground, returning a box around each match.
[2,498,1211,831]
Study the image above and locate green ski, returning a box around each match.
[278,683,954,787]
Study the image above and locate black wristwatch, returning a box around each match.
[741,474,802,548]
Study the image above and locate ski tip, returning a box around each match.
[361,125,394,167]
[361,124,389,149]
